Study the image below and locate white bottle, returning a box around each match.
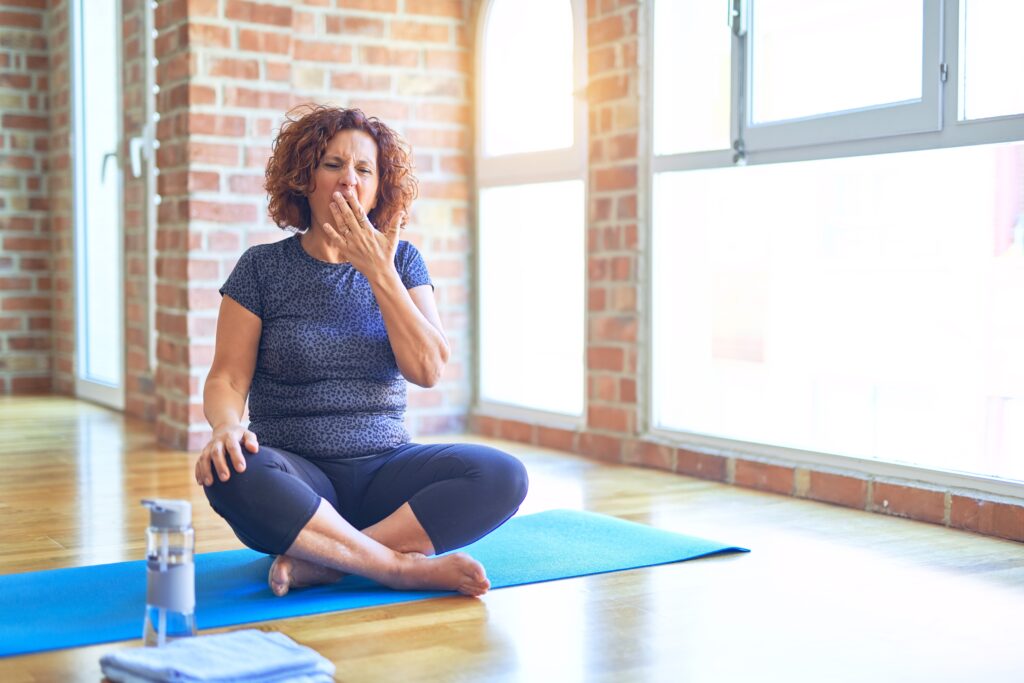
[141,499,197,646]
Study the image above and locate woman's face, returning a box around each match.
[308,128,380,227]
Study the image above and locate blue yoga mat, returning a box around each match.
[0,509,747,657]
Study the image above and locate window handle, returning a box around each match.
[100,151,118,182]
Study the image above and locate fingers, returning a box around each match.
[339,189,371,229]
[196,436,257,486]
[225,437,246,476]
[386,210,406,250]
[243,430,260,453]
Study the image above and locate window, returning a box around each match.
[475,0,587,417]
[652,0,1024,485]
[72,0,124,409]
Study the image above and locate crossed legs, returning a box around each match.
[204,443,528,598]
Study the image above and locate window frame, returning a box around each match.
[645,0,1024,496]
[472,0,589,424]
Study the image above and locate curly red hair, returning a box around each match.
[266,105,417,231]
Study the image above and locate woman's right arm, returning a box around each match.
[195,295,263,486]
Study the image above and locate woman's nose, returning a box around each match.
[338,165,357,186]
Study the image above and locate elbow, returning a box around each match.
[408,341,449,388]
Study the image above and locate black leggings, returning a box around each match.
[204,442,529,556]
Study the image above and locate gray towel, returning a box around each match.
[99,629,335,682]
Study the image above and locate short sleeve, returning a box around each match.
[220,248,263,317]
[395,241,433,290]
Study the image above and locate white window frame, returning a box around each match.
[653,0,1024,174]
[646,0,1024,498]
[473,0,589,425]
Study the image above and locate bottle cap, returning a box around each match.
[142,499,192,528]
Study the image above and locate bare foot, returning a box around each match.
[269,554,345,597]
[391,552,491,597]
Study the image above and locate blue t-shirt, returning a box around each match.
[219,234,432,459]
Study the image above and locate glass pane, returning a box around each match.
[961,0,1024,120]
[653,141,1024,482]
[77,0,122,386]
[479,181,584,414]
[750,0,922,124]
[653,0,732,155]
[483,0,574,156]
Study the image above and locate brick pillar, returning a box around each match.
[583,0,641,460]
[0,1,53,394]
[122,0,157,420]
[151,0,474,449]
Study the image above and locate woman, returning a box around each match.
[196,105,528,598]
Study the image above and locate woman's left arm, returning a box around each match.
[368,272,450,388]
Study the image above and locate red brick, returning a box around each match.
[425,49,468,72]
[349,99,410,121]
[0,317,23,331]
[1,114,47,130]
[337,0,396,10]
[11,376,50,393]
[871,482,946,525]
[406,0,462,18]
[472,414,499,438]
[392,20,449,42]
[325,16,385,37]
[807,472,868,509]
[735,460,794,495]
[187,200,257,224]
[588,405,630,432]
[206,57,260,80]
[676,448,727,481]
[188,142,240,166]
[499,419,534,443]
[228,174,266,195]
[331,72,391,91]
[1,296,49,312]
[0,10,42,29]
[0,277,31,290]
[239,29,291,54]
[578,433,622,462]
[189,113,246,136]
[951,496,1024,542]
[588,74,629,104]
[360,46,419,68]
[588,346,623,372]
[537,426,576,452]
[225,0,292,26]
[592,315,636,343]
[223,87,292,111]
[588,15,623,47]
[588,287,606,312]
[619,378,636,404]
[627,441,672,470]
[188,22,231,47]
[294,41,352,63]
[595,165,637,192]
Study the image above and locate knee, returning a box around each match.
[202,449,271,510]
[481,447,529,511]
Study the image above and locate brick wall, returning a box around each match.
[0,0,51,394]
[468,0,1024,545]
[151,0,474,449]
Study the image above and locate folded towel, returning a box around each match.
[99,629,335,682]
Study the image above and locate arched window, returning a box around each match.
[474,0,587,417]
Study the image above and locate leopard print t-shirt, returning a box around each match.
[220,234,432,459]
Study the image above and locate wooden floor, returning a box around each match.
[1,396,1023,682]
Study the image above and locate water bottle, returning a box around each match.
[141,499,197,646]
